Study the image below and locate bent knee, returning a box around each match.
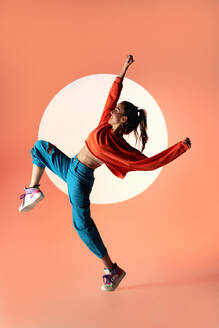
[34,140,54,154]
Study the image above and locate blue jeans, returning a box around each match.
[30,140,107,259]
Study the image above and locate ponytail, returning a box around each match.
[137,109,148,152]
[121,101,149,153]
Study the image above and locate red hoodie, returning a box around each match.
[85,76,189,179]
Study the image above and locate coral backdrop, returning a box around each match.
[1,1,218,328]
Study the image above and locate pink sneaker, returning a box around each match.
[101,263,126,291]
[19,185,44,212]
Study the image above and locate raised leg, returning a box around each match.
[29,164,45,188]
[30,140,71,182]
[28,140,54,187]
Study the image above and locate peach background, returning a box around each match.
[1,0,219,327]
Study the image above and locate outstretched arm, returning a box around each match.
[97,55,134,126]
[129,138,191,172]
[118,55,134,80]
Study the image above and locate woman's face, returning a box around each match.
[108,103,126,125]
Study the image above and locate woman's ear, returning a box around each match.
[121,115,128,123]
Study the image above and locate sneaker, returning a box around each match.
[101,263,126,291]
[19,185,44,212]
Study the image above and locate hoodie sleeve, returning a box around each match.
[97,76,123,126]
[129,141,190,171]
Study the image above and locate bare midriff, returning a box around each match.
[76,144,103,170]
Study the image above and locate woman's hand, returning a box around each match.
[123,55,134,69]
[183,137,192,148]
[118,55,134,79]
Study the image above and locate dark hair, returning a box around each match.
[120,101,148,152]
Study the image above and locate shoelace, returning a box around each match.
[19,186,40,200]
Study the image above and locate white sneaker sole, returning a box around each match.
[19,193,45,212]
[101,271,126,291]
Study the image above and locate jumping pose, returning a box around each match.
[19,55,191,292]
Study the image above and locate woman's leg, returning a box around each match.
[67,157,112,262]
[101,252,114,270]
[30,140,70,182]
[19,140,71,212]
[29,164,45,188]
[28,143,55,187]
[70,200,108,259]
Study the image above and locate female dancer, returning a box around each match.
[19,55,191,292]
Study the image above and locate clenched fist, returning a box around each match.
[183,137,192,148]
[123,55,134,69]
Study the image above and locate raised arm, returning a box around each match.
[97,55,134,126]
[118,55,134,80]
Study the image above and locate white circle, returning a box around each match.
[38,74,168,204]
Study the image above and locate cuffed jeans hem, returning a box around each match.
[32,160,46,169]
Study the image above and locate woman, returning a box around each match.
[19,55,191,292]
